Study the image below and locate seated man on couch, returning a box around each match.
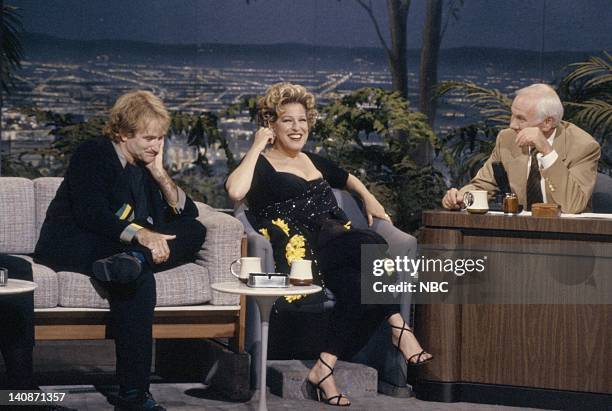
[34,90,206,411]
[0,254,36,390]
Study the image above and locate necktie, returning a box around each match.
[126,164,151,222]
[526,150,543,210]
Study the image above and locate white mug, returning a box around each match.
[230,257,262,283]
[289,259,313,286]
[463,190,489,214]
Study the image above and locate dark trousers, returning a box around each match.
[0,254,35,389]
[269,229,399,361]
[34,218,206,392]
[317,229,399,359]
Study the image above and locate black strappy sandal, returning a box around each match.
[306,356,351,406]
[390,321,434,367]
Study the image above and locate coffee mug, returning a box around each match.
[463,190,489,214]
[289,259,313,286]
[230,257,262,283]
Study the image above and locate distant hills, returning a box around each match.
[22,32,595,76]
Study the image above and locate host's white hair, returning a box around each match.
[515,83,564,126]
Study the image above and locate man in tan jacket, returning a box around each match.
[442,84,600,214]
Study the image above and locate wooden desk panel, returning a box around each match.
[423,210,612,236]
[417,210,612,400]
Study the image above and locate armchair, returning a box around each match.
[234,188,417,392]
[593,172,612,213]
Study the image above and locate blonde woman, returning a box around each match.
[226,83,432,406]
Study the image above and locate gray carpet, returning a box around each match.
[39,383,543,411]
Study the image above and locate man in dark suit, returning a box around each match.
[35,90,206,411]
[0,255,77,411]
[0,255,35,390]
[442,84,600,214]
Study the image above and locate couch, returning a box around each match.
[0,176,245,350]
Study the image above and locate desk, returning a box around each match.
[415,210,612,409]
[0,279,37,295]
[212,281,321,411]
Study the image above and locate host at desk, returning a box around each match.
[442,83,601,214]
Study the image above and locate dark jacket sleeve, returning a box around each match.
[65,140,133,240]
[306,151,349,188]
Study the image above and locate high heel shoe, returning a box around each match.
[306,356,351,406]
[390,321,434,367]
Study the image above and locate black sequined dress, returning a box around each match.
[246,152,400,359]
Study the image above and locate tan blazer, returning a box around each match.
[459,121,600,213]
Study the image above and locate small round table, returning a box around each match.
[0,279,37,295]
[211,281,321,411]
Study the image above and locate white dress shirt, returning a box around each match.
[527,129,558,203]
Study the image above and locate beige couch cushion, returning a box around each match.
[33,177,63,242]
[8,255,59,308]
[58,263,212,308]
[0,178,36,254]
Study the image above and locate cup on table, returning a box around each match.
[503,192,519,214]
[230,257,262,283]
[289,259,313,286]
[463,190,489,214]
[0,267,7,287]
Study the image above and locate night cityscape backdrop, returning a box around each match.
[1,0,610,206]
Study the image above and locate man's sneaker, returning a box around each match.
[114,390,165,411]
[92,252,142,284]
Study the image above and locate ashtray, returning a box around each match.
[247,272,290,288]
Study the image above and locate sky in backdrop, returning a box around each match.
[9,0,611,51]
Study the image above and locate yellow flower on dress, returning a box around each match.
[344,220,352,230]
[284,294,305,303]
[258,228,270,240]
[271,218,290,236]
[285,234,306,265]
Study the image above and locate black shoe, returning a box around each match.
[92,253,142,284]
[113,390,165,411]
[390,321,434,367]
[305,356,351,406]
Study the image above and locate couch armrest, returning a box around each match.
[233,205,276,273]
[370,218,417,259]
[244,231,275,273]
[195,202,243,305]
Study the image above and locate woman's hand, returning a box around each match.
[226,127,274,202]
[362,193,392,226]
[345,174,392,226]
[252,127,275,153]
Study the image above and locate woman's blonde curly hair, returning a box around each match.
[103,90,170,142]
[257,82,318,128]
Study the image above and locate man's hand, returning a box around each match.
[515,127,553,155]
[442,188,463,209]
[134,228,176,264]
[145,138,165,173]
[145,139,180,207]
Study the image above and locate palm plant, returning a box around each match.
[0,4,24,175]
[436,53,612,181]
[313,87,446,232]
[1,3,24,93]
[435,81,511,186]
[558,52,612,169]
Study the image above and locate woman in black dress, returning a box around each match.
[226,82,432,406]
